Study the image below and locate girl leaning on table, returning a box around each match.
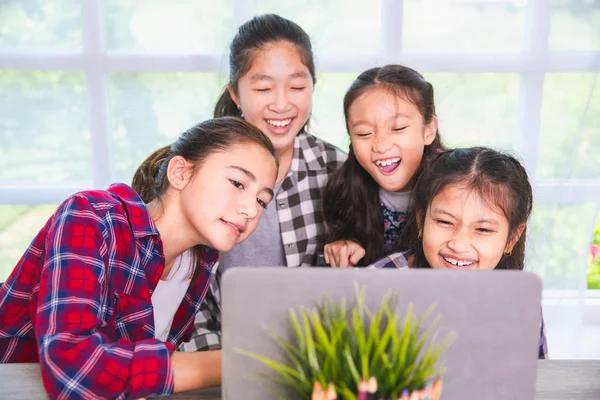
[0,117,278,399]
[369,147,548,359]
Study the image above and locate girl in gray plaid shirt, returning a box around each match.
[179,15,346,355]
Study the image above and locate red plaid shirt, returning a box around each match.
[0,184,217,399]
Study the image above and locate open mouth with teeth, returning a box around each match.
[440,255,477,269]
[266,118,293,128]
[374,157,401,174]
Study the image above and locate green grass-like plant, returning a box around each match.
[236,283,454,400]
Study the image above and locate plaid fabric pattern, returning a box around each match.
[179,132,347,352]
[0,184,217,399]
[369,252,549,359]
[278,132,347,266]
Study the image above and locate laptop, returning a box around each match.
[221,268,542,399]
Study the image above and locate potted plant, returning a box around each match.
[236,283,454,400]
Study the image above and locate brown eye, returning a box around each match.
[229,179,244,189]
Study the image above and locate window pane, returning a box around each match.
[537,73,600,180]
[403,0,528,52]
[256,0,382,55]
[0,205,57,283]
[0,0,81,50]
[549,0,600,51]
[0,71,91,184]
[529,202,597,290]
[424,73,520,149]
[311,73,357,151]
[102,0,234,52]
[109,72,225,182]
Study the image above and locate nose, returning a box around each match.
[446,227,471,253]
[269,87,292,113]
[237,194,258,220]
[372,132,393,154]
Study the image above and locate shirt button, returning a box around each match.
[288,244,295,248]
[279,201,285,208]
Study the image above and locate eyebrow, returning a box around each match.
[431,208,500,225]
[249,71,311,82]
[228,166,274,197]
[350,113,413,129]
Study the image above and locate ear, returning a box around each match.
[416,209,424,237]
[166,156,193,191]
[227,84,241,108]
[423,115,438,146]
[505,223,526,254]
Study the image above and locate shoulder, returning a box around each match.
[301,132,348,170]
[53,184,146,231]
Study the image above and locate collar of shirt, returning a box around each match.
[107,183,160,239]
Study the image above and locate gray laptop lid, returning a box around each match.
[222,268,542,400]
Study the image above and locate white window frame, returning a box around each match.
[1,0,599,281]
[1,0,600,358]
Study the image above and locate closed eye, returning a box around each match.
[435,219,452,226]
[254,88,270,92]
[392,126,407,132]
[291,87,306,91]
[356,132,372,138]
[476,228,495,233]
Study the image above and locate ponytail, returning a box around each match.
[213,88,241,118]
[131,145,171,203]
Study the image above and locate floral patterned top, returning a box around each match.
[381,202,409,254]
[379,189,411,254]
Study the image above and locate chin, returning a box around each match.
[208,239,237,253]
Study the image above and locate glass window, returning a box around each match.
[311,72,357,151]
[537,73,600,180]
[109,72,225,182]
[529,202,598,290]
[102,0,235,52]
[403,0,528,53]
[0,0,81,50]
[256,0,382,55]
[0,71,91,185]
[425,73,520,149]
[549,0,600,51]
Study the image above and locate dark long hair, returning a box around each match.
[214,13,316,135]
[323,64,444,266]
[397,147,533,270]
[132,117,278,280]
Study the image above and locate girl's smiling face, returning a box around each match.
[229,41,313,157]
[421,183,522,270]
[178,142,277,252]
[347,87,437,192]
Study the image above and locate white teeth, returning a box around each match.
[443,256,474,267]
[266,118,292,127]
[374,157,401,166]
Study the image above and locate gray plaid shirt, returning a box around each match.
[179,132,347,352]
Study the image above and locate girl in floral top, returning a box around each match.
[323,64,444,267]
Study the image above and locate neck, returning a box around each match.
[146,193,205,277]
[275,144,295,184]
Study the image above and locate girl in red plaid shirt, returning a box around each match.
[0,117,278,399]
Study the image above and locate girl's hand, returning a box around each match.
[324,240,366,267]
